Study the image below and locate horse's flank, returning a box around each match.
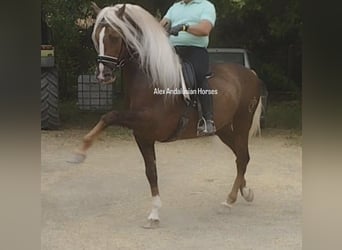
[92,4,182,90]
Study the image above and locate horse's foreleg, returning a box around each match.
[68,111,121,163]
[81,120,107,153]
[68,110,148,164]
[134,136,161,229]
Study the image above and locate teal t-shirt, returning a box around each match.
[164,0,216,48]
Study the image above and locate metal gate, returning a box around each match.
[77,73,122,111]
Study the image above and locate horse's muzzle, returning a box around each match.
[95,55,124,84]
[97,73,116,84]
[96,65,116,84]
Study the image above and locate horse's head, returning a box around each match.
[90,2,182,91]
[91,2,126,84]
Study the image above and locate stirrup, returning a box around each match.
[197,118,216,136]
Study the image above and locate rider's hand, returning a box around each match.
[169,24,189,36]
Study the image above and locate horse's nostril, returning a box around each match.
[104,73,111,78]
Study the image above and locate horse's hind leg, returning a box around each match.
[216,122,253,207]
[134,135,161,229]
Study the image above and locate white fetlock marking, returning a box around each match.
[148,195,162,221]
[147,209,159,220]
[242,187,254,202]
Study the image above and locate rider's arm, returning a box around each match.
[186,20,213,37]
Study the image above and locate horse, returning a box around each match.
[69,2,262,229]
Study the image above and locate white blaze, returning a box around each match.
[98,27,106,79]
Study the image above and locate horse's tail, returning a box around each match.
[249,96,262,138]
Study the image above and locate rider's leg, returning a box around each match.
[189,47,216,135]
[174,46,216,135]
[197,77,216,135]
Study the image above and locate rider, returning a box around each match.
[160,0,217,136]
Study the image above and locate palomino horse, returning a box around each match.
[70,3,262,228]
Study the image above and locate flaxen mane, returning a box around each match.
[92,4,182,90]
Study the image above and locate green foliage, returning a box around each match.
[42,0,302,99]
[42,0,94,99]
[260,63,298,92]
[265,100,302,130]
[210,0,302,93]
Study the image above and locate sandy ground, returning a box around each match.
[41,128,302,250]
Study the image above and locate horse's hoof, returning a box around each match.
[241,187,254,202]
[221,201,232,209]
[66,152,86,164]
[142,219,160,229]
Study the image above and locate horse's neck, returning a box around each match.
[122,60,152,106]
[122,60,183,110]
[122,60,146,90]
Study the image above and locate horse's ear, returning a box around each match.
[91,1,101,15]
[116,4,126,19]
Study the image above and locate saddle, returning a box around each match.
[181,61,197,95]
[181,60,213,103]
[162,61,213,142]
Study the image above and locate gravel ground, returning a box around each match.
[41,128,301,250]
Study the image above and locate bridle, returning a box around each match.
[96,38,126,72]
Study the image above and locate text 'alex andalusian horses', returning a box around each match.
[69,2,262,228]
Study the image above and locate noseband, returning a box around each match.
[97,41,125,72]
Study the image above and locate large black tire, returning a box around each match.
[41,68,60,129]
